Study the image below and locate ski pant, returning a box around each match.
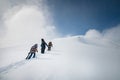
[41,48,45,54]
[48,46,51,51]
[26,52,35,59]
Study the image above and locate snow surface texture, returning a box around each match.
[0,36,120,80]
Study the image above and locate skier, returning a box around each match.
[41,38,48,54]
[48,42,53,51]
[26,44,38,59]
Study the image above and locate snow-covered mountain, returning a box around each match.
[0,36,120,80]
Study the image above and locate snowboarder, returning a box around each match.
[41,38,48,54]
[26,44,38,59]
[48,42,53,51]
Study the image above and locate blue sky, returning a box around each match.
[0,0,120,47]
[46,0,120,35]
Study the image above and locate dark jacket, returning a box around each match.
[41,41,47,49]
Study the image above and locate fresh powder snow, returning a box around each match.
[0,36,120,80]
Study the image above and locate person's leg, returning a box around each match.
[41,48,45,54]
[28,53,33,59]
[43,48,46,53]
[48,47,50,51]
[49,47,51,51]
[26,52,30,59]
[41,48,43,53]
[33,53,35,58]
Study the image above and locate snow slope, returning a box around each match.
[0,36,120,80]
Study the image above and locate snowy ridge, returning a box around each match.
[0,36,120,80]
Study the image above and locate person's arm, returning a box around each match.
[45,42,48,47]
[35,48,38,52]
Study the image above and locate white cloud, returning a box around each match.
[0,2,60,48]
[82,25,120,47]
[85,29,102,39]
[103,25,120,43]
